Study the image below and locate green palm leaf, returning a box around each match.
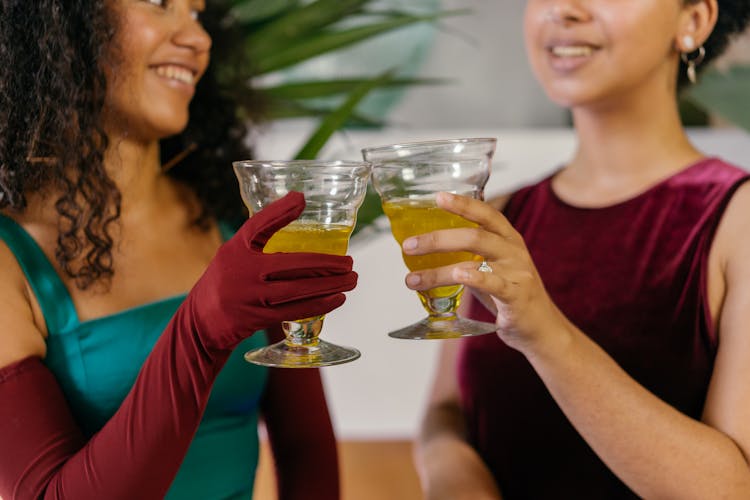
[251,10,465,76]
[213,1,463,230]
[266,99,384,127]
[294,71,394,160]
[228,0,300,24]
[245,0,369,53]
[262,77,448,99]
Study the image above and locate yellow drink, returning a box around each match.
[264,221,352,256]
[383,199,478,300]
[264,221,353,326]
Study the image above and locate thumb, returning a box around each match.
[239,192,306,251]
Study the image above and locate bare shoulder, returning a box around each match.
[702,180,750,454]
[714,180,750,274]
[0,239,46,367]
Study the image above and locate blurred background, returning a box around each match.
[223,1,750,497]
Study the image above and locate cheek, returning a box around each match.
[600,5,679,61]
[107,15,162,97]
[522,3,546,78]
[522,1,543,49]
[114,10,162,69]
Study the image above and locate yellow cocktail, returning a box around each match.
[265,222,353,327]
[264,222,352,256]
[233,159,370,366]
[364,137,497,339]
[383,199,479,301]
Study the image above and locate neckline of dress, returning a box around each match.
[546,156,716,211]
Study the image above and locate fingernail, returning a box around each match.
[406,274,421,286]
[403,238,418,251]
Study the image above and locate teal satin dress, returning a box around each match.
[0,214,268,499]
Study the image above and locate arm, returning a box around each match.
[0,319,230,499]
[414,329,502,500]
[0,193,357,499]
[412,191,510,499]
[404,191,750,499]
[526,185,750,499]
[260,324,339,500]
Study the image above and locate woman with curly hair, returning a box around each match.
[413,0,750,498]
[0,1,355,498]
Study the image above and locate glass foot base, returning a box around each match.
[244,339,360,368]
[388,317,497,340]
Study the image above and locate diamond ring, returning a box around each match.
[477,260,493,273]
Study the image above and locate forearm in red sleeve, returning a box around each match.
[0,192,357,500]
[0,305,231,500]
[261,325,340,500]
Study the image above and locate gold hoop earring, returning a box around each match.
[680,45,706,85]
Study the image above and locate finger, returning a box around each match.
[405,261,513,305]
[453,265,520,304]
[273,293,347,320]
[435,192,516,239]
[261,253,353,280]
[261,272,358,306]
[404,260,478,291]
[240,191,306,251]
[402,226,506,260]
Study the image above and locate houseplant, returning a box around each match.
[210,0,458,157]
[207,0,460,228]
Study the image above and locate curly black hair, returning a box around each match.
[0,1,265,289]
[680,0,750,88]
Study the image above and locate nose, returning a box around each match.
[546,1,592,25]
[173,13,212,54]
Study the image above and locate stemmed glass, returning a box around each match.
[233,160,371,367]
[362,138,497,339]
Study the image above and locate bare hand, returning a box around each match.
[401,192,571,354]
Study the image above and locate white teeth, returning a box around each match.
[154,65,195,85]
[551,46,594,57]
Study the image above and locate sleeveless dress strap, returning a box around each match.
[0,215,79,333]
[218,219,240,242]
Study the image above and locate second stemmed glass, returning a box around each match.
[363,138,498,340]
[233,160,371,367]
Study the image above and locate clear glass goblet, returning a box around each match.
[233,160,371,367]
[362,138,497,340]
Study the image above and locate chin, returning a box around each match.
[162,122,190,138]
[152,115,190,139]
[540,81,605,110]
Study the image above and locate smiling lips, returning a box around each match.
[153,64,196,86]
[550,45,595,58]
[546,43,598,71]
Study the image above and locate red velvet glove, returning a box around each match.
[0,191,356,499]
[192,190,356,350]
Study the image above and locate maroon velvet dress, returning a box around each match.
[458,157,749,498]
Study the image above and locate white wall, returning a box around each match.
[353,2,750,129]
[387,0,568,128]
[255,126,750,440]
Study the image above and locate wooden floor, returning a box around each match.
[253,440,423,500]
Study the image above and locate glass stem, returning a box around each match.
[418,287,464,321]
[283,315,326,348]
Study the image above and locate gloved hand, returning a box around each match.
[187,191,358,351]
[0,191,359,499]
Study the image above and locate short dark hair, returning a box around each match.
[680,0,750,88]
[0,1,262,289]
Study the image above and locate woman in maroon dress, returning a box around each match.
[412,1,750,498]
